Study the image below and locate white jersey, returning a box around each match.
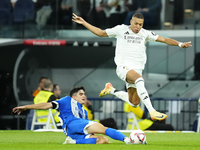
[106,24,159,69]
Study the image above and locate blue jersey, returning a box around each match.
[52,96,92,138]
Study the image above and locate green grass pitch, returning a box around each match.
[0,130,200,150]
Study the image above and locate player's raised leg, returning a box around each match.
[126,70,167,121]
[99,82,136,107]
[99,81,167,121]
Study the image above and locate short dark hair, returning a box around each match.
[53,84,58,91]
[133,13,144,19]
[39,77,47,83]
[69,86,85,97]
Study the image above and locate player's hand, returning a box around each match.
[13,106,26,115]
[72,13,85,24]
[181,41,192,48]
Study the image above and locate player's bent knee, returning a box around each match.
[104,137,109,144]
[96,136,109,144]
[101,137,109,144]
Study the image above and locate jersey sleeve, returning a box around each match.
[146,30,159,42]
[105,25,122,38]
[52,96,70,110]
[52,101,59,110]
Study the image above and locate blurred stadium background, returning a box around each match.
[0,0,200,132]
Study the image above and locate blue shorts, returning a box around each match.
[65,118,96,140]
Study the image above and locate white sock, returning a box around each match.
[110,90,135,107]
[135,77,155,113]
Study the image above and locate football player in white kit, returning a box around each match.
[72,13,192,121]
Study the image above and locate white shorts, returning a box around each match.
[116,65,143,89]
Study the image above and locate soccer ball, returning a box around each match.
[129,130,147,144]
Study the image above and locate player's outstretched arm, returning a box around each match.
[156,35,192,48]
[13,102,53,115]
[72,13,108,37]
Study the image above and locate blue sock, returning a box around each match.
[76,138,97,144]
[105,128,126,141]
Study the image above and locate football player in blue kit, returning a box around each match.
[13,86,133,144]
